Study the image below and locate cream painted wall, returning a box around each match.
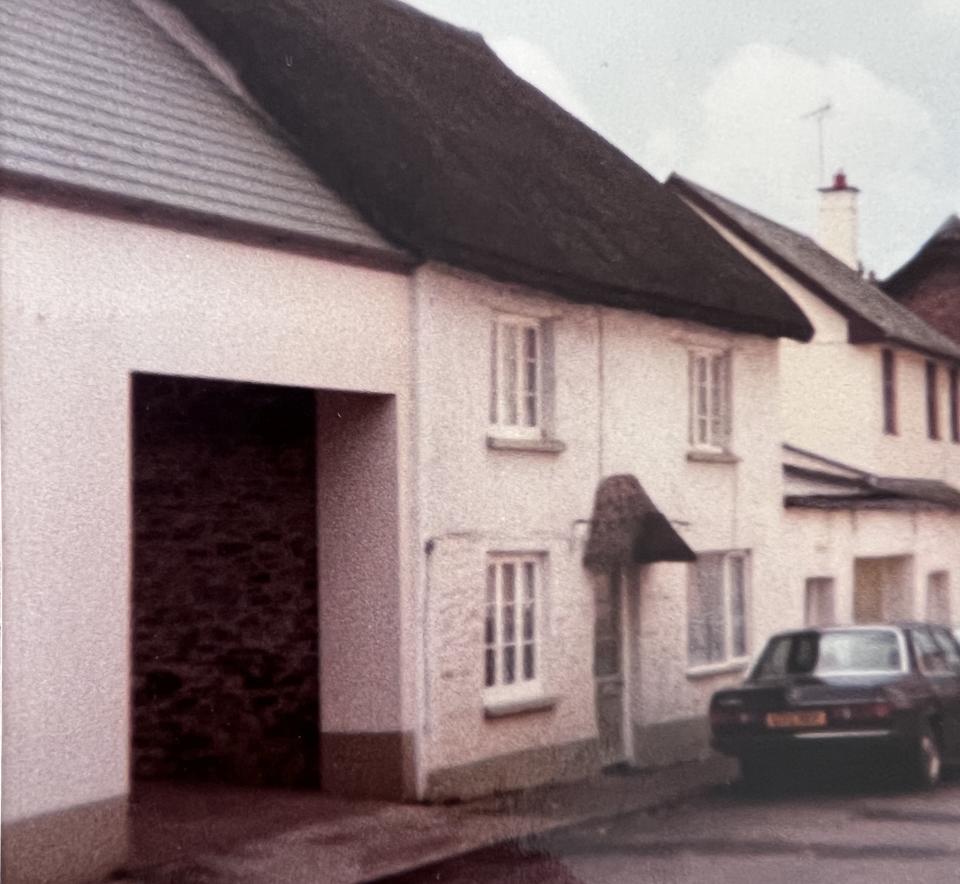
[0,197,413,822]
[600,311,786,729]
[414,265,786,774]
[782,508,960,629]
[686,202,960,485]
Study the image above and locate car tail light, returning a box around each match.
[828,701,893,724]
[710,707,759,729]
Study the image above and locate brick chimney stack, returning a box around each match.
[817,170,860,272]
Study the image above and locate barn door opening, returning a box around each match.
[131,373,319,788]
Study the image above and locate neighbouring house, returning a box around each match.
[1,0,815,881]
[884,214,960,345]
[668,172,960,635]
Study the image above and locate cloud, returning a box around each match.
[672,43,947,275]
[488,34,597,127]
[922,0,960,18]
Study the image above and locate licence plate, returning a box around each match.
[765,710,827,729]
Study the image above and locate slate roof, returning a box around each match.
[668,175,960,361]
[0,0,405,260]
[884,214,960,298]
[157,0,813,341]
[783,444,960,511]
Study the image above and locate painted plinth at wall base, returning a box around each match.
[320,731,416,801]
[1,795,128,884]
[632,716,711,769]
[425,738,601,803]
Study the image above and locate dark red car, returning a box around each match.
[710,623,960,789]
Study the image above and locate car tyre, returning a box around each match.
[908,721,942,790]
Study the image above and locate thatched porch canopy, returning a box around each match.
[583,474,695,573]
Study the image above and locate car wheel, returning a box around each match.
[909,721,943,789]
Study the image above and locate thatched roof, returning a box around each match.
[668,175,960,362]
[163,0,813,341]
[584,475,695,572]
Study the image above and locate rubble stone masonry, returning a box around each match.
[132,376,319,787]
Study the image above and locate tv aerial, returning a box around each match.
[801,101,832,186]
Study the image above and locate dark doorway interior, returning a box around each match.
[132,374,319,787]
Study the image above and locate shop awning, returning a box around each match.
[583,474,695,572]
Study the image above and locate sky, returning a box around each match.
[405,0,959,278]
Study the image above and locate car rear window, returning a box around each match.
[751,629,902,680]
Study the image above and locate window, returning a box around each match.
[687,551,748,667]
[689,349,731,451]
[490,315,543,437]
[926,360,940,440]
[951,366,959,443]
[804,577,836,627]
[484,555,542,698]
[881,349,897,435]
[912,627,951,675]
[932,626,960,668]
[752,630,903,680]
[926,571,951,625]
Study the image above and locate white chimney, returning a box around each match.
[817,170,860,271]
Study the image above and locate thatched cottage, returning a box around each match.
[0,0,818,881]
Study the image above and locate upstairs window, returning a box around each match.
[950,366,959,443]
[689,349,731,451]
[881,349,897,435]
[490,316,542,437]
[926,360,940,440]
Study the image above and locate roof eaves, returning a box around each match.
[0,168,421,273]
[666,175,864,325]
[669,174,960,363]
[433,236,814,341]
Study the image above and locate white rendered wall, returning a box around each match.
[414,264,785,774]
[413,266,599,776]
[0,197,413,822]
[600,309,786,728]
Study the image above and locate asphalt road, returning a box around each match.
[388,771,960,883]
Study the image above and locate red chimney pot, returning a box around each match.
[834,170,847,189]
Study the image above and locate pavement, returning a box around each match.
[114,754,737,883]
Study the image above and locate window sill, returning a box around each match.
[686,449,740,465]
[484,694,558,719]
[486,435,566,454]
[686,659,749,681]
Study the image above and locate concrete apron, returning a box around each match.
[118,756,735,883]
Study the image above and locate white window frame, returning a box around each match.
[688,347,732,452]
[687,550,749,670]
[484,553,544,703]
[490,315,544,439]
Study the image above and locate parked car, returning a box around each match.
[709,623,960,789]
